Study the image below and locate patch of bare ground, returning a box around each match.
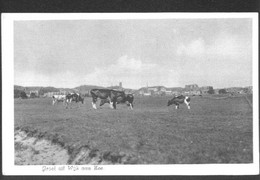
[15,127,135,165]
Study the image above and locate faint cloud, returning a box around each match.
[84,55,179,88]
[113,55,156,71]
[176,38,206,57]
[208,34,244,57]
[176,35,247,59]
[85,55,156,79]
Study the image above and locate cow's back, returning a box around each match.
[91,89,112,99]
[110,90,126,100]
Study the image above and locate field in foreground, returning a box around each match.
[14,95,253,164]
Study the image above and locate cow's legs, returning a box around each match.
[92,102,97,109]
[69,99,73,108]
[109,102,114,109]
[65,99,72,109]
[65,99,69,109]
[108,97,116,109]
[52,99,56,105]
[92,97,97,109]
[99,99,105,106]
[129,103,133,110]
[76,99,82,108]
[66,99,69,109]
[112,101,117,109]
[184,97,191,109]
[109,96,118,109]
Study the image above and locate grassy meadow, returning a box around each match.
[14,95,253,164]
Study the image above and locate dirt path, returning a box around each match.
[15,130,70,165]
[15,129,133,165]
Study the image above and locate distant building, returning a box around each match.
[190,90,202,95]
[143,92,152,96]
[214,89,220,94]
[182,90,201,96]
[137,86,168,96]
[225,87,245,94]
[59,90,67,95]
[182,84,202,95]
[108,82,124,91]
[148,87,158,92]
[185,84,199,90]
[171,91,181,96]
[160,87,167,92]
[26,90,39,98]
[183,91,190,95]
[165,90,172,96]
[200,86,214,94]
[44,91,61,97]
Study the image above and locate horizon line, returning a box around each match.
[14,84,253,90]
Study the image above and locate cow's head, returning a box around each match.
[167,96,178,106]
[167,99,173,106]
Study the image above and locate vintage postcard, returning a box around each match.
[2,13,259,175]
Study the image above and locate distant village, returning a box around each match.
[14,82,253,99]
[135,84,252,97]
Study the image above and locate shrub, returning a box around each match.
[219,89,227,94]
[20,91,28,99]
[14,89,23,98]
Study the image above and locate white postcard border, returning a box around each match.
[2,13,259,175]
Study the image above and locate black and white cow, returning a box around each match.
[52,95,66,105]
[99,93,134,110]
[167,95,191,109]
[90,89,126,109]
[65,93,84,108]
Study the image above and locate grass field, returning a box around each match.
[14,95,253,164]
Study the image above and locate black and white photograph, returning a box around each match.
[2,13,259,175]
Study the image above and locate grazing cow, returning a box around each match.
[65,93,84,108]
[52,95,66,105]
[90,89,126,109]
[167,95,191,109]
[99,93,134,109]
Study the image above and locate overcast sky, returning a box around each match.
[14,19,252,89]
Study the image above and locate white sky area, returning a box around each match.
[14,19,252,89]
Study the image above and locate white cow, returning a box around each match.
[52,95,66,105]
